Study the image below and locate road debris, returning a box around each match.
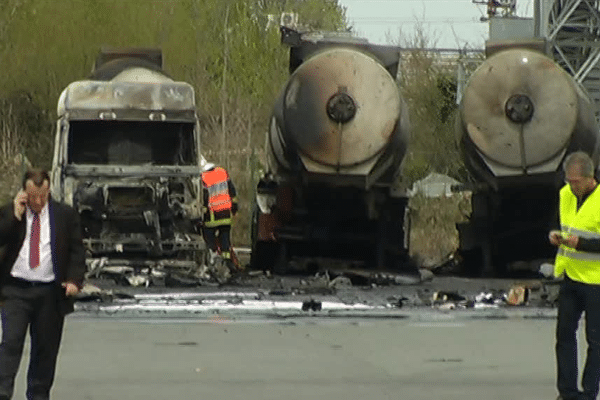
[433,291,467,303]
[432,291,473,309]
[539,263,555,278]
[474,291,504,306]
[419,269,434,282]
[301,299,322,312]
[75,283,135,303]
[428,252,461,275]
[387,296,409,308]
[325,268,422,286]
[74,269,565,315]
[506,285,530,306]
[438,302,457,310]
[329,276,353,289]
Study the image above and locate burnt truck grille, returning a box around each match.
[107,187,154,209]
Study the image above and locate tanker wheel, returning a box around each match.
[375,208,417,274]
[459,248,484,277]
[251,240,280,273]
[272,242,289,276]
[250,201,275,271]
[460,244,500,277]
[249,202,262,270]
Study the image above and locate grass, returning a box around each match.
[0,156,29,206]
[408,192,471,268]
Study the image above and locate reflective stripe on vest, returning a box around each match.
[557,247,600,261]
[554,184,600,284]
[560,225,600,240]
[204,215,232,228]
[202,167,232,213]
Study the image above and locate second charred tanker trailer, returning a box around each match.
[251,28,416,275]
[457,42,600,276]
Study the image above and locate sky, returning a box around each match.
[339,0,534,49]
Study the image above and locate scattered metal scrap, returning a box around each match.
[75,283,135,303]
[428,280,560,310]
[85,253,242,287]
[323,268,424,287]
[74,275,563,317]
[429,252,462,275]
[301,299,322,312]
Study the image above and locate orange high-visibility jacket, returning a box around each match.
[202,167,233,214]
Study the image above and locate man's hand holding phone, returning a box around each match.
[549,230,563,246]
[549,229,579,248]
[13,190,27,221]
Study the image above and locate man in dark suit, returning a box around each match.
[0,168,85,400]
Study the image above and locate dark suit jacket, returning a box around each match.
[0,199,86,315]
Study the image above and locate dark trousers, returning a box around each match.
[556,276,600,400]
[203,225,231,257]
[0,282,64,400]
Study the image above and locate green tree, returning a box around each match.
[393,27,481,185]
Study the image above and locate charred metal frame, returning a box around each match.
[52,51,206,283]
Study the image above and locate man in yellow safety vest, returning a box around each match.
[549,151,600,400]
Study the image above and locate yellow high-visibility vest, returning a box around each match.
[555,184,600,283]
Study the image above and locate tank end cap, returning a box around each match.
[505,94,534,123]
[326,90,357,124]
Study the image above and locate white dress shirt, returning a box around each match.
[11,203,55,282]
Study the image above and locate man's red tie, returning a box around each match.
[30,212,40,268]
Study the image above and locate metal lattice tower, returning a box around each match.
[543,0,600,118]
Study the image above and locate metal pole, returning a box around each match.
[534,0,541,37]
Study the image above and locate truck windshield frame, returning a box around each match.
[67,120,197,166]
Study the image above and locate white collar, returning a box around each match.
[27,202,49,218]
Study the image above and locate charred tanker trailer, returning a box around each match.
[457,43,600,276]
[251,29,415,274]
[51,49,205,284]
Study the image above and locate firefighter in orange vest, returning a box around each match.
[200,159,238,269]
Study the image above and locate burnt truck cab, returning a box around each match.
[51,52,205,279]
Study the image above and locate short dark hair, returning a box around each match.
[22,168,50,190]
[563,151,595,178]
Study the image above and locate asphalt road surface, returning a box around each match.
[3,314,589,400]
